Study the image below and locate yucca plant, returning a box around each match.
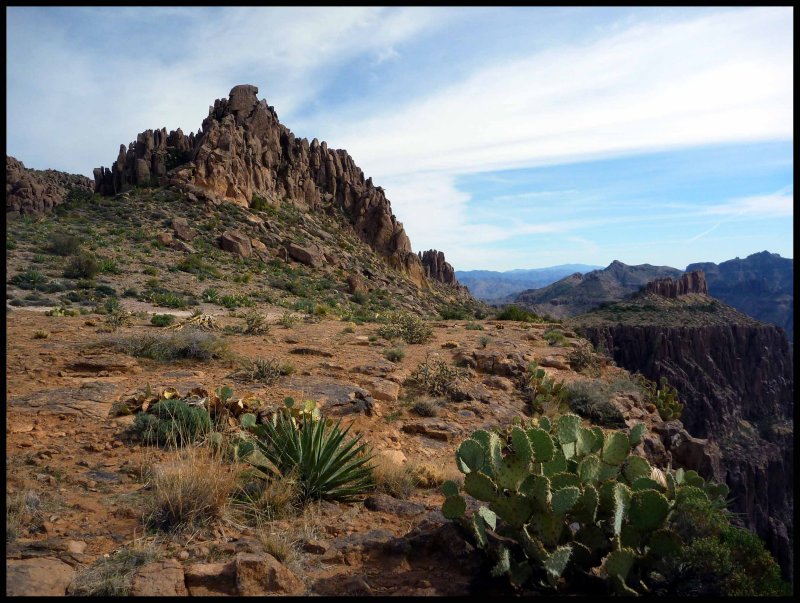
[243,401,375,502]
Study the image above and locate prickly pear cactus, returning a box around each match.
[441,413,729,594]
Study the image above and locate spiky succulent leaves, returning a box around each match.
[538,415,552,433]
[511,426,532,463]
[456,438,485,474]
[684,470,706,488]
[629,422,646,446]
[622,456,652,484]
[556,414,581,444]
[612,482,632,536]
[577,454,601,484]
[251,413,374,502]
[542,448,567,476]
[441,480,460,498]
[603,547,636,583]
[543,545,572,587]
[491,545,511,577]
[646,528,682,559]
[521,525,548,562]
[629,489,670,532]
[442,495,467,519]
[552,486,581,515]
[464,471,497,501]
[597,461,620,482]
[576,427,601,457]
[519,474,551,512]
[602,431,630,466]
[573,484,599,524]
[631,477,663,492]
[527,428,555,462]
[491,494,535,529]
[496,455,529,491]
[485,431,504,476]
[562,441,576,460]
[704,481,729,503]
[478,505,497,530]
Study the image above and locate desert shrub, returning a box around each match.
[47,233,81,256]
[236,472,301,522]
[150,313,176,327]
[107,329,229,361]
[278,311,298,328]
[33,330,50,339]
[373,457,419,498]
[10,267,48,290]
[383,347,405,363]
[220,293,254,309]
[6,491,42,541]
[634,375,683,421]
[95,284,117,297]
[69,541,160,596]
[232,357,293,385]
[564,380,626,428]
[143,266,158,276]
[149,291,187,309]
[146,448,235,531]
[250,195,272,212]
[440,414,739,595]
[525,362,570,416]
[243,400,374,502]
[242,310,270,335]
[63,252,99,279]
[465,322,484,330]
[496,305,542,322]
[104,309,133,332]
[351,290,368,305]
[478,335,491,348]
[543,327,567,346]
[378,311,433,344]
[132,399,212,446]
[411,398,440,417]
[407,354,465,398]
[99,258,121,274]
[567,343,600,374]
[439,306,469,320]
[178,254,221,278]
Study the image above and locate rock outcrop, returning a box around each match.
[641,270,708,298]
[93,85,432,287]
[578,321,794,581]
[6,156,93,215]
[419,249,459,286]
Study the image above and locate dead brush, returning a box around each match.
[145,447,236,532]
[230,357,293,385]
[406,353,465,398]
[372,456,419,498]
[243,310,270,335]
[69,537,161,596]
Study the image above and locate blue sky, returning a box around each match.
[6,7,793,270]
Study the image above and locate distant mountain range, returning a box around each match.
[455,264,602,302]
[510,252,793,341]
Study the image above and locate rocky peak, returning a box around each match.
[93,85,455,288]
[6,156,93,215]
[642,270,708,298]
[419,249,459,286]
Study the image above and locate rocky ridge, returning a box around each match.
[6,156,93,216]
[93,84,459,288]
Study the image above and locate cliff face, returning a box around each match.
[6,156,93,215]
[93,84,462,288]
[419,249,460,287]
[575,279,794,580]
[641,270,708,298]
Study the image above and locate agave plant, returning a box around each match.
[243,401,375,502]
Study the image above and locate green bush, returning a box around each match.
[243,400,374,502]
[242,311,270,335]
[47,234,81,256]
[465,322,484,330]
[150,314,176,327]
[543,327,567,346]
[407,354,464,398]
[10,267,48,290]
[150,292,187,309]
[440,414,738,595]
[378,311,433,344]
[64,252,99,279]
[634,375,683,421]
[564,380,626,428]
[383,347,406,363]
[496,305,542,322]
[132,399,212,446]
[439,306,469,320]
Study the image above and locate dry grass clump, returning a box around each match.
[145,448,237,531]
[6,490,42,541]
[106,328,229,361]
[372,457,419,499]
[408,461,464,489]
[69,539,160,596]
[236,472,301,522]
[231,357,294,385]
[33,329,50,339]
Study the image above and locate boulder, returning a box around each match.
[6,557,75,596]
[235,553,304,595]
[219,229,252,258]
[130,559,187,596]
[287,242,323,267]
[171,217,196,241]
[184,561,237,596]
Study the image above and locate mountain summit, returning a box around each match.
[93,84,459,289]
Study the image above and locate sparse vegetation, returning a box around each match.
[411,398,440,417]
[106,329,229,361]
[407,354,465,398]
[10,267,48,289]
[132,399,213,446]
[150,313,176,327]
[383,347,405,362]
[378,311,433,344]
[242,310,270,334]
[564,379,626,428]
[372,457,419,498]
[63,251,100,279]
[6,490,42,541]
[69,540,161,596]
[33,329,50,339]
[47,233,81,256]
[231,357,294,385]
[525,362,569,416]
[496,305,542,322]
[465,322,484,330]
[543,327,567,346]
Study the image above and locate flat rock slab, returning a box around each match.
[364,493,427,517]
[401,419,461,442]
[8,382,123,417]
[131,559,188,596]
[6,557,75,596]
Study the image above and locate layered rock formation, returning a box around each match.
[572,278,794,580]
[6,156,93,215]
[641,270,708,298]
[93,84,454,288]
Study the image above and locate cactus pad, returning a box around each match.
[550,471,581,490]
[511,426,533,463]
[602,431,630,466]
[456,439,485,474]
[538,415,552,433]
[613,482,632,536]
[441,480,460,498]
[527,427,555,462]
[603,547,636,581]
[629,489,670,532]
[631,477,664,492]
[478,505,497,530]
[573,484,599,524]
[556,413,582,444]
[519,474,551,511]
[442,494,466,519]
[543,545,573,585]
[622,455,652,484]
[543,448,567,476]
[530,511,564,547]
[577,454,601,483]
[577,426,601,456]
[496,455,530,491]
[464,471,497,501]
[552,486,581,515]
[491,545,511,577]
[490,494,535,528]
[629,422,646,446]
